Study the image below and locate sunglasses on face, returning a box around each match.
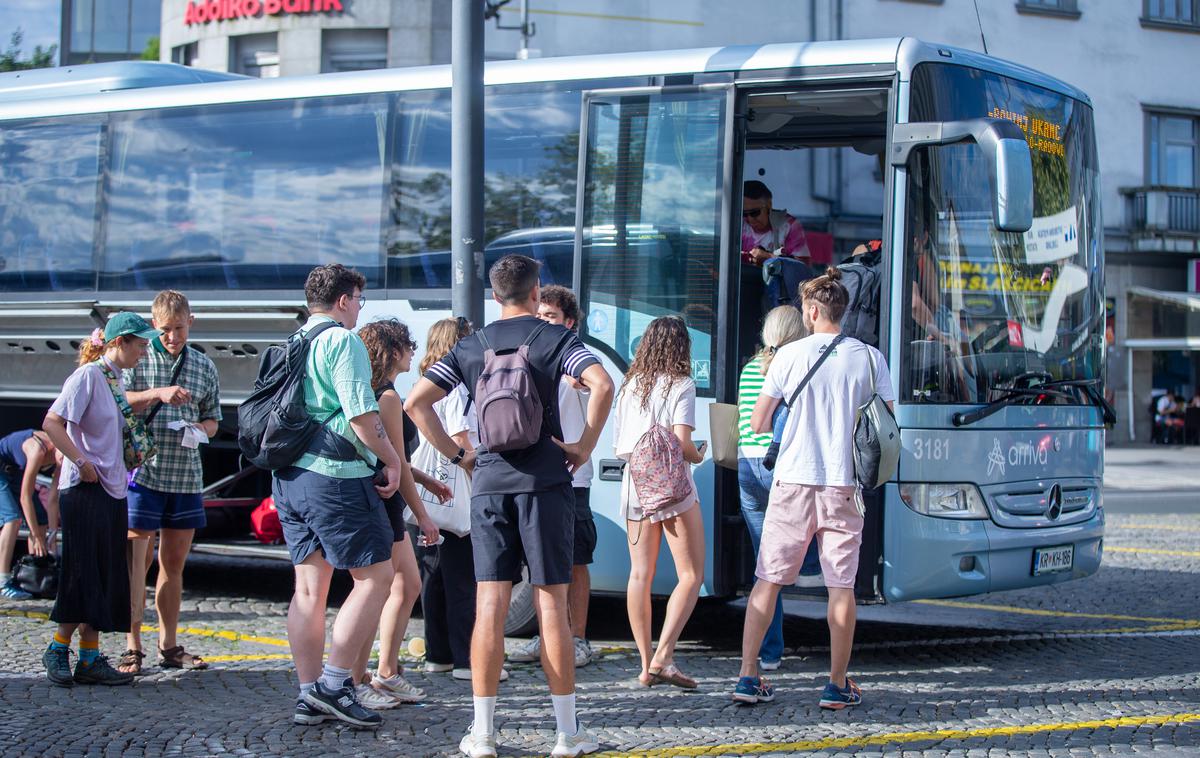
[742,207,764,219]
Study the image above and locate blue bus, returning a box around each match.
[0,38,1106,633]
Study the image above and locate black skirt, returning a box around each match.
[50,483,131,633]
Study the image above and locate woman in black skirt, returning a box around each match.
[40,312,159,687]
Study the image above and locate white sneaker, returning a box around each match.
[354,682,402,711]
[508,635,541,662]
[452,667,509,682]
[372,671,426,703]
[424,661,454,673]
[459,727,498,758]
[552,720,600,757]
[573,637,594,667]
[759,658,782,672]
[794,573,824,588]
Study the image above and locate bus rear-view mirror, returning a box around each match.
[890,117,1034,233]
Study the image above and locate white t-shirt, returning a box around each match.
[613,375,698,521]
[557,376,593,487]
[762,333,894,487]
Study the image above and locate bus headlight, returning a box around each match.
[898,483,989,520]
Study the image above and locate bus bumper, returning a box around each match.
[882,490,1104,602]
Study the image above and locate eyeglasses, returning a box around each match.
[742,207,763,219]
[356,295,367,307]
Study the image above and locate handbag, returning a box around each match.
[406,438,472,537]
[763,334,846,471]
[853,349,900,489]
[707,402,739,470]
[94,360,157,470]
[13,554,58,599]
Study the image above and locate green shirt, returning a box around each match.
[738,357,774,454]
[291,315,378,479]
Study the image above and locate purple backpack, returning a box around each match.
[628,388,692,517]
[474,322,548,453]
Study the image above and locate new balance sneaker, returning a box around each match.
[424,661,454,673]
[508,635,541,662]
[42,644,74,687]
[73,656,134,686]
[355,682,402,711]
[452,667,509,682]
[731,675,775,704]
[573,637,594,668]
[303,678,382,728]
[551,720,600,757]
[459,727,498,758]
[759,658,782,672]
[293,698,330,726]
[819,678,862,710]
[371,671,425,703]
[1,580,32,600]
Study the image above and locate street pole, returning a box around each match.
[452,0,485,328]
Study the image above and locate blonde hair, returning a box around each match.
[756,305,805,375]
[419,318,473,375]
[77,330,131,366]
[151,290,191,322]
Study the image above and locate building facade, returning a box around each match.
[61,0,161,64]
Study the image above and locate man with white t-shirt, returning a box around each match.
[732,268,894,709]
[509,285,597,668]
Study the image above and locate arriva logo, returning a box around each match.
[987,439,1006,477]
[1008,440,1049,467]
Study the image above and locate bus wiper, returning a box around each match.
[1035,378,1117,425]
[951,385,1070,427]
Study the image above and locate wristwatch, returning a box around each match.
[450,447,466,465]
[74,456,88,469]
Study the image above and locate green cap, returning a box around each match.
[103,311,159,342]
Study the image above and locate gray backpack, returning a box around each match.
[474,322,549,453]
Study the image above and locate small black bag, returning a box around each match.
[13,554,58,599]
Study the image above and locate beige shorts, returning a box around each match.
[755,481,862,589]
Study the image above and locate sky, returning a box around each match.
[0,0,61,60]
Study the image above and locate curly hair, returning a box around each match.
[621,316,692,411]
[419,317,473,375]
[358,319,417,391]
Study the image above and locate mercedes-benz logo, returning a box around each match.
[1045,483,1063,520]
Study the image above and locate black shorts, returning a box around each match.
[471,484,574,586]
[272,467,394,570]
[572,487,596,567]
[382,493,408,544]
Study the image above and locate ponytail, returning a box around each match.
[77,328,109,366]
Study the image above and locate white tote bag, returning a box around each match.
[405,439,472,537]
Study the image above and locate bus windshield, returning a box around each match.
[901,63,1103,405]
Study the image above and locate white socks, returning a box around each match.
[472,696,497,736]
[551,692,577,735]
[319,663,351,691]
[299,681,315,699]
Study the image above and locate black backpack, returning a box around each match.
[838,249,883,348]
[238,320,343,471]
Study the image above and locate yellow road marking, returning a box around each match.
[916,599,1200,629]
[0,609,292,648]
[587,713,1200,757]
[200,653,294,663]
[1108,546,1200,558]
[498,7,703,27]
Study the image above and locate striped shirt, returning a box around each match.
[737,357,774,456]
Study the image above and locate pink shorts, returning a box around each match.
[756,481,862,589]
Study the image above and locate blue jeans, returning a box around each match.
[738,456,821,664]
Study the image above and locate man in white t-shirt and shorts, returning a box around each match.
[732,268,894,709]
[509,285,597,668]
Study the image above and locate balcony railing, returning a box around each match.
[1121,186,1200,235]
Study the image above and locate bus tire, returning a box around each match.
[504,566,538,637]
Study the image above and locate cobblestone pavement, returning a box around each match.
[2,506,1199,757]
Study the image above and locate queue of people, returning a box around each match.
[15,250,893,758]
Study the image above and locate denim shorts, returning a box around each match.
[272,467,394,570]
[0,480,46,526]
[127,481,206,531]
[472,484,574,586]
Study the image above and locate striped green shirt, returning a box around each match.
[738,357,774,453]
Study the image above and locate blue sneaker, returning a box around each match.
[731,676,774,704]
[819,678,862,710]
[1,581,32,600]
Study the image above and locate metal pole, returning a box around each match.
[452,0,485,328]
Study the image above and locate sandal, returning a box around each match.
[159,645,208,670]
[648,663,697,690]
[117,649,145,676]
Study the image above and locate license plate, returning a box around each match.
[1032,544,1074,576]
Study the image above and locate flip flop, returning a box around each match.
[648,663,697,690]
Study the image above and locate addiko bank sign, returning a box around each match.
[184,0,344,25]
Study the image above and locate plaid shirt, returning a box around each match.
[124,344,222,494]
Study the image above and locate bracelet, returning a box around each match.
[449,447,465,465]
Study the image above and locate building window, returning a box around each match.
[171,42,197,67]
[231,33,280,78]
[321,29,388,73]
[1143,0,1200,30]
[1016,0,1081,18]
[1148,112,1198,187]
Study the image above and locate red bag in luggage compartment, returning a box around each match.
[251,496,283,545]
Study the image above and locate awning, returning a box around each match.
[1127,286,1200,311]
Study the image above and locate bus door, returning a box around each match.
[573,85,740,599]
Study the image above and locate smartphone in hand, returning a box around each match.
[696,440,708,457]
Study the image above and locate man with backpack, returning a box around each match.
[836,239,883,347]
[265,264,404,729]
[732,268,894,709]
[405,255,614,758]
